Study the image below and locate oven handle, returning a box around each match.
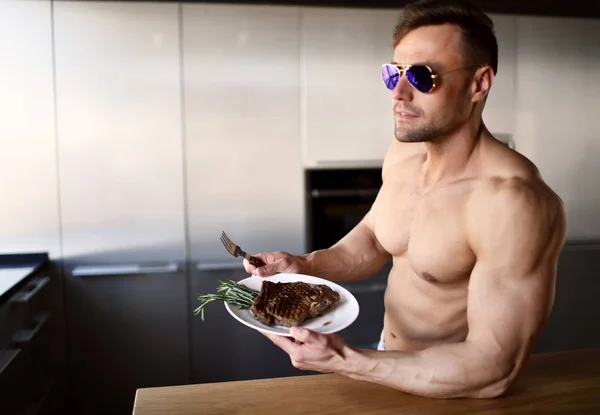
[310,188,380,198]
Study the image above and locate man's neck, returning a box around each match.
[421,121,487,189]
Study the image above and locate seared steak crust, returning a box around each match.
[251,281,340,327]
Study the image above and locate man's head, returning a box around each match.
[387,0,497,143]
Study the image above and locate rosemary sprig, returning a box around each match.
[194,280,260,321]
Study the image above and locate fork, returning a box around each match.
[220,231,265,267]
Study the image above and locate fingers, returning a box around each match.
[262,331,298,353]
[244,252,295,277]
[290,326,314,343]
[243,253,268,275]
[242,258,252,274]
[253,260,278,277]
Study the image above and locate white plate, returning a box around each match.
[224,273,360,336]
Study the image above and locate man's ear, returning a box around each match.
[471,66,494,103]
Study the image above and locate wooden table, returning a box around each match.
[133,348,600,414]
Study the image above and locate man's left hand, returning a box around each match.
[262,327,350,373]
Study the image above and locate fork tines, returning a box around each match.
[220,231,237,256]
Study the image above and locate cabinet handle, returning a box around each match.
[11,276,50,304]
[310,188,380,198]
[72,262,179,277]
[196,262,243,271]
[12,312,51,345]
[0,349,21,377]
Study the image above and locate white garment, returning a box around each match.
[377,328,385,350]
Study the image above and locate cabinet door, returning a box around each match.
[54,1,185,264]
[534,244,600,354]
[66,265,189,415]
[0,0,60,258]
[483,14,517,137]
[300,8,399,167]
[514,16,600,240]
[182,4,305,264]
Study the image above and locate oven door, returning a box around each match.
[305,168,389,349]
[308,187,380,251]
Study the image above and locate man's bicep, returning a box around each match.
[465,181,564,375]
[466,259,554,358]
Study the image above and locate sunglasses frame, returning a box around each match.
[381,63,438,93]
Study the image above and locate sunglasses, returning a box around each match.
[381,63,438,93]
[381,63,482,93]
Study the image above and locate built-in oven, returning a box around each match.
[305,167,391,349]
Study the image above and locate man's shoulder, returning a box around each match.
[475,137,563,212]
[469,172,567,244]
[474,173,564,217]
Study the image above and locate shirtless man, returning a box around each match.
[244,0,567,399]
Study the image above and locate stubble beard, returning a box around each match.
[394,121,441,143]
[394,115,465,143]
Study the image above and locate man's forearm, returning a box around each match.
[339,342,519,399]
[302,244,389,283]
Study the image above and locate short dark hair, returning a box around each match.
[393,0,498,74]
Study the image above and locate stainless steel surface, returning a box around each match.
[54,2,186,264]
[71,262,179,277]
[0,1,60,258]
[182,4,305,265]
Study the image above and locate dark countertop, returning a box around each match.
[0,252,49,301]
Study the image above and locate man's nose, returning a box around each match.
[391,74,413,101]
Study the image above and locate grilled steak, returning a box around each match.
[251,281,340,327]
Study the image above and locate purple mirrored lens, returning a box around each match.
[405,65,434,93]
[382,64,399,90]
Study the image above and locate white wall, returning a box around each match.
[1,2,598,258]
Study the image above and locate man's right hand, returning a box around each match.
[243,251,308,277]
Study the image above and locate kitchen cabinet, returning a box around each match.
[54,1,186,265]
[0,0,60,258]
[513,16,600,240]
[482,14,517,138]
[65,264,189,415]
[0,255,65,415]
[166,1,600,19]
[300,7,399,168]
[52,3,189,414]
[534,243,600,354]
[182,3,305,264]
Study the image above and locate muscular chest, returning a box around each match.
[373,179,476,283]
